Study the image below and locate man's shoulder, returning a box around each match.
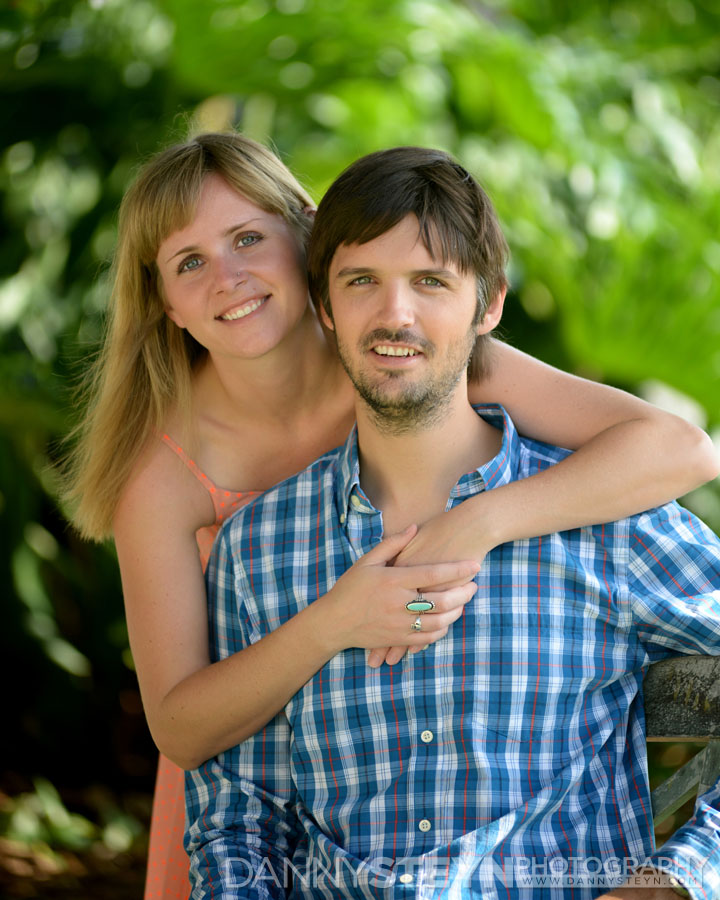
[220,444,342,541]
[514,432,574,475]
[514,431,714,547]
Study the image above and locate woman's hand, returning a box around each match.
[367,505,493,667]
[321,524,480,664]
[393,501,493,574]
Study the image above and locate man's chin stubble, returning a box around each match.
[354,378,461,436]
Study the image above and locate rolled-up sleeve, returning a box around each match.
[626,503,720,900]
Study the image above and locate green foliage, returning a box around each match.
[3,778,97,852]
[0,775,145,883]
[0,0,718,855]
[154,0,720,411]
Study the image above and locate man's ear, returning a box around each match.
[318,301,335,332]
[476,286,506,336]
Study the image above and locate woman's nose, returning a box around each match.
[214,255,246,293]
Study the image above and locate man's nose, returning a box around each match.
[375,283,416,330]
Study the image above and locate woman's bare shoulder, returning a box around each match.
[113,432,215,541]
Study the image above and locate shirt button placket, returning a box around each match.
[417,728,435,841]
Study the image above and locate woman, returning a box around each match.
[59,132,718,900]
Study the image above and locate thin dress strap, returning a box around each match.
[160,432,217,495]
[159,432,260,568]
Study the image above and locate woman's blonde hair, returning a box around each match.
[59,132,314,541]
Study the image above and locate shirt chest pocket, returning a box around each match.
[477,615,597,773]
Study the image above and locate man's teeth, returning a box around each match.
[373,345,419,357]
[220,297,266,320]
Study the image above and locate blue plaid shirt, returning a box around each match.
[187,406,720,899]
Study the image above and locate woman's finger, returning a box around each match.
[356,524,418,567]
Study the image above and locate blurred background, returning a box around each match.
[1,0,719,896]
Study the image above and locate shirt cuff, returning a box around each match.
[644,779,720,900]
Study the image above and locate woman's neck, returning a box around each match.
[196,307,344,427]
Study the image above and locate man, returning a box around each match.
[186,147,720,899]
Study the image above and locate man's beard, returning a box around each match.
[335,326,477,435]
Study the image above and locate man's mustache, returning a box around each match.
[359,329,433,355]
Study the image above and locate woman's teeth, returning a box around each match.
[220,297,266,320]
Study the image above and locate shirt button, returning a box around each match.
[419,818,431,832]
[420,730,434,743]
[350,494,363,509]
[399,874,413,885]
[339,513,346,524]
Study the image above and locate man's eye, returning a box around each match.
[350,275,372,285]
[178,257,202,274]
[419,276,443,287]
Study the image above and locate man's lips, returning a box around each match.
[217,295,269,321]
[371,344,423,357]
[361,329,431,359]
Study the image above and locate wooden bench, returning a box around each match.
[644,656,720,826]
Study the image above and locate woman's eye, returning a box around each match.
[178,257,202,274]
[237,233,261,248]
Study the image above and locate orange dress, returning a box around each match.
[143,434,259,900]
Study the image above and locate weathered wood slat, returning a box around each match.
[699,739,720,795]
[644,657,720,826]
[644,656,720,740]
[651,744,713,825]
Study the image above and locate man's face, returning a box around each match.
[322,215,498,432]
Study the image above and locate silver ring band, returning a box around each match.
[410,617,423,633]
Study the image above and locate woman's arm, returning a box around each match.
[473,340,717,527]
[480,339,715,481]
[396,339,717,561]
[367,340,718,667]
[115,441,478,769]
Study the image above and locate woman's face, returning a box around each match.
[155,173,310,361]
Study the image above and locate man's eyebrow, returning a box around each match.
[164,219,261,263]
[333,266,460,279]
[412,268,459,280]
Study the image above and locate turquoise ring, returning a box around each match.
[406,594,435,614]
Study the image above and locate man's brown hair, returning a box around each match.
[307,146,508,380]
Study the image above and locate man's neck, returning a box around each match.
[355,387,502,534]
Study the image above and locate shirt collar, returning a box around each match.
[334,403,522,521]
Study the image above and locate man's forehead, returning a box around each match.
[330,215,465,275]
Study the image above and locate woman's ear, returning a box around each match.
[164,306,187,330]
[302,205,317,219]
[155,269,187,329]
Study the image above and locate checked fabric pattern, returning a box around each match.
[187,405,720,900]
